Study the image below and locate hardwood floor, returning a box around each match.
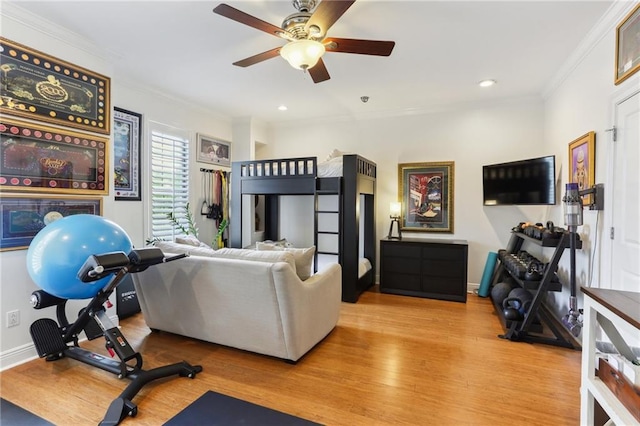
[0,288,582,425]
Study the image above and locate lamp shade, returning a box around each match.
[390,202,401,218]
[280,39,326,70]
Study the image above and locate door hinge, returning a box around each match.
[610,227,615,239]
[605,126,617,142]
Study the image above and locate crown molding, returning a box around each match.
[2,2,232,124]
[542,1,638,99]
[1,2,113,62]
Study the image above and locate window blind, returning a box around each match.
[150,129,190,240]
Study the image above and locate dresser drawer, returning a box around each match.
[380,238,468,303]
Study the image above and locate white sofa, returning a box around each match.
[131,245,342,362]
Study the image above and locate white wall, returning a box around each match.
[265,99,552,286]
[2,2,637,368]
[0,6,235,368]
[543,2,640,321]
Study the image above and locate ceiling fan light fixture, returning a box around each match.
[280,39,326,70]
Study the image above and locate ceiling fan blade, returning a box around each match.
[324,37,395,56]
[232,47,282,67]
[305,0,355,35]
[213,3,288,39]
[309,58,331,83]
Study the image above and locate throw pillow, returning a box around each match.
[285,246,315,281]
[155,240,216,257]
[256,244,315,281]
[211,248,297,273]
[175,235,210,248]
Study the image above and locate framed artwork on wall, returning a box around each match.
[196,133,231,168]
[0,37,111,134]
[568,131,596,206]
[398,161,455,233]
[0,195,102,251]
[113,107,142,201]
[0,118,109,195]
[615,3,640,85]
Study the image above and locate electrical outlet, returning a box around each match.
[7,310,19,328]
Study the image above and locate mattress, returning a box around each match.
[359,258,372,278]
[317,156,343,178]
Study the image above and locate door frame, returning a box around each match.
[602,78,640,287]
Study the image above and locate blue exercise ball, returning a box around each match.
[26,214,133,299]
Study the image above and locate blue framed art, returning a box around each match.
[0,195,102,251]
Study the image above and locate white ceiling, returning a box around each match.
[5,0,613,124]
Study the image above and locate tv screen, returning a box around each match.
[483,155,556,205]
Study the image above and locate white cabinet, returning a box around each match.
[580,287,640,425]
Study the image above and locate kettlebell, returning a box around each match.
[508,288,534,307]
[502,298,524,321]
[491,282,515,305]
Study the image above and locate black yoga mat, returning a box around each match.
[163,391,322,426]
[0,398,54,426]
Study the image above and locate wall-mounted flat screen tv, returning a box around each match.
[483,155,556,205]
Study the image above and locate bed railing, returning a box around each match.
[237,157,317,178]
[352,155,376,179]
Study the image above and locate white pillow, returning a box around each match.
[211,248,297,273]
[175,235,210,248]
[155,240,216,257]
[286,247,315,281]
[257,245,315,281]
[325,149,347,162]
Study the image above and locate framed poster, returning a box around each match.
[0,117,109,195]
[615,3,640,85]
[114,107,142,201]
[0,37,111,134]
[0,195,102,251]
[196,133,231,167]
[398,161,455,233]
[568,131,596,206]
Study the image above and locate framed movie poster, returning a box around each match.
[0,117,109,195]
[0,37,111,134]
[568,131,596,206]
[113,107,142,201]
[398,161,455,233]
[0,195,102,251]
[196,133,231,167]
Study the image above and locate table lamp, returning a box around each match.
[388,202,402,240]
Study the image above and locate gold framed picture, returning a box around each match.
[0,194,102,251]
[0,117,109,195]
[398,161,454,233]
[0,37,111,134]
[615,3,640,85]
[568,131,595,206]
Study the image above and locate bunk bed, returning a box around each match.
[230,154,377,303]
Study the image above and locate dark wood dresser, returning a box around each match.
[380,238,468,302]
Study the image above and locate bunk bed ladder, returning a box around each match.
[314,178,343,275]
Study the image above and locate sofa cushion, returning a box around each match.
[155,240,216,257]
[211,248,297,274]
[256,244,315,281]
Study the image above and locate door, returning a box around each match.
[609,89,640,292]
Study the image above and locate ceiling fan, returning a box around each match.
[213,0,395,83]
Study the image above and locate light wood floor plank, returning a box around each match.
[0,289,581,425]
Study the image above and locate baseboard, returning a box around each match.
[467,282,480,294]
[0,343,38,372]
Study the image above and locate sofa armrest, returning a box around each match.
[271,262,342,360]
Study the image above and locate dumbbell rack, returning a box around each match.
[490,230,582,349]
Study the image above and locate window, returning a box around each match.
[150,126,190,240]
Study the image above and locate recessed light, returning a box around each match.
[479,79,496,87]
[278,105,288,111]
